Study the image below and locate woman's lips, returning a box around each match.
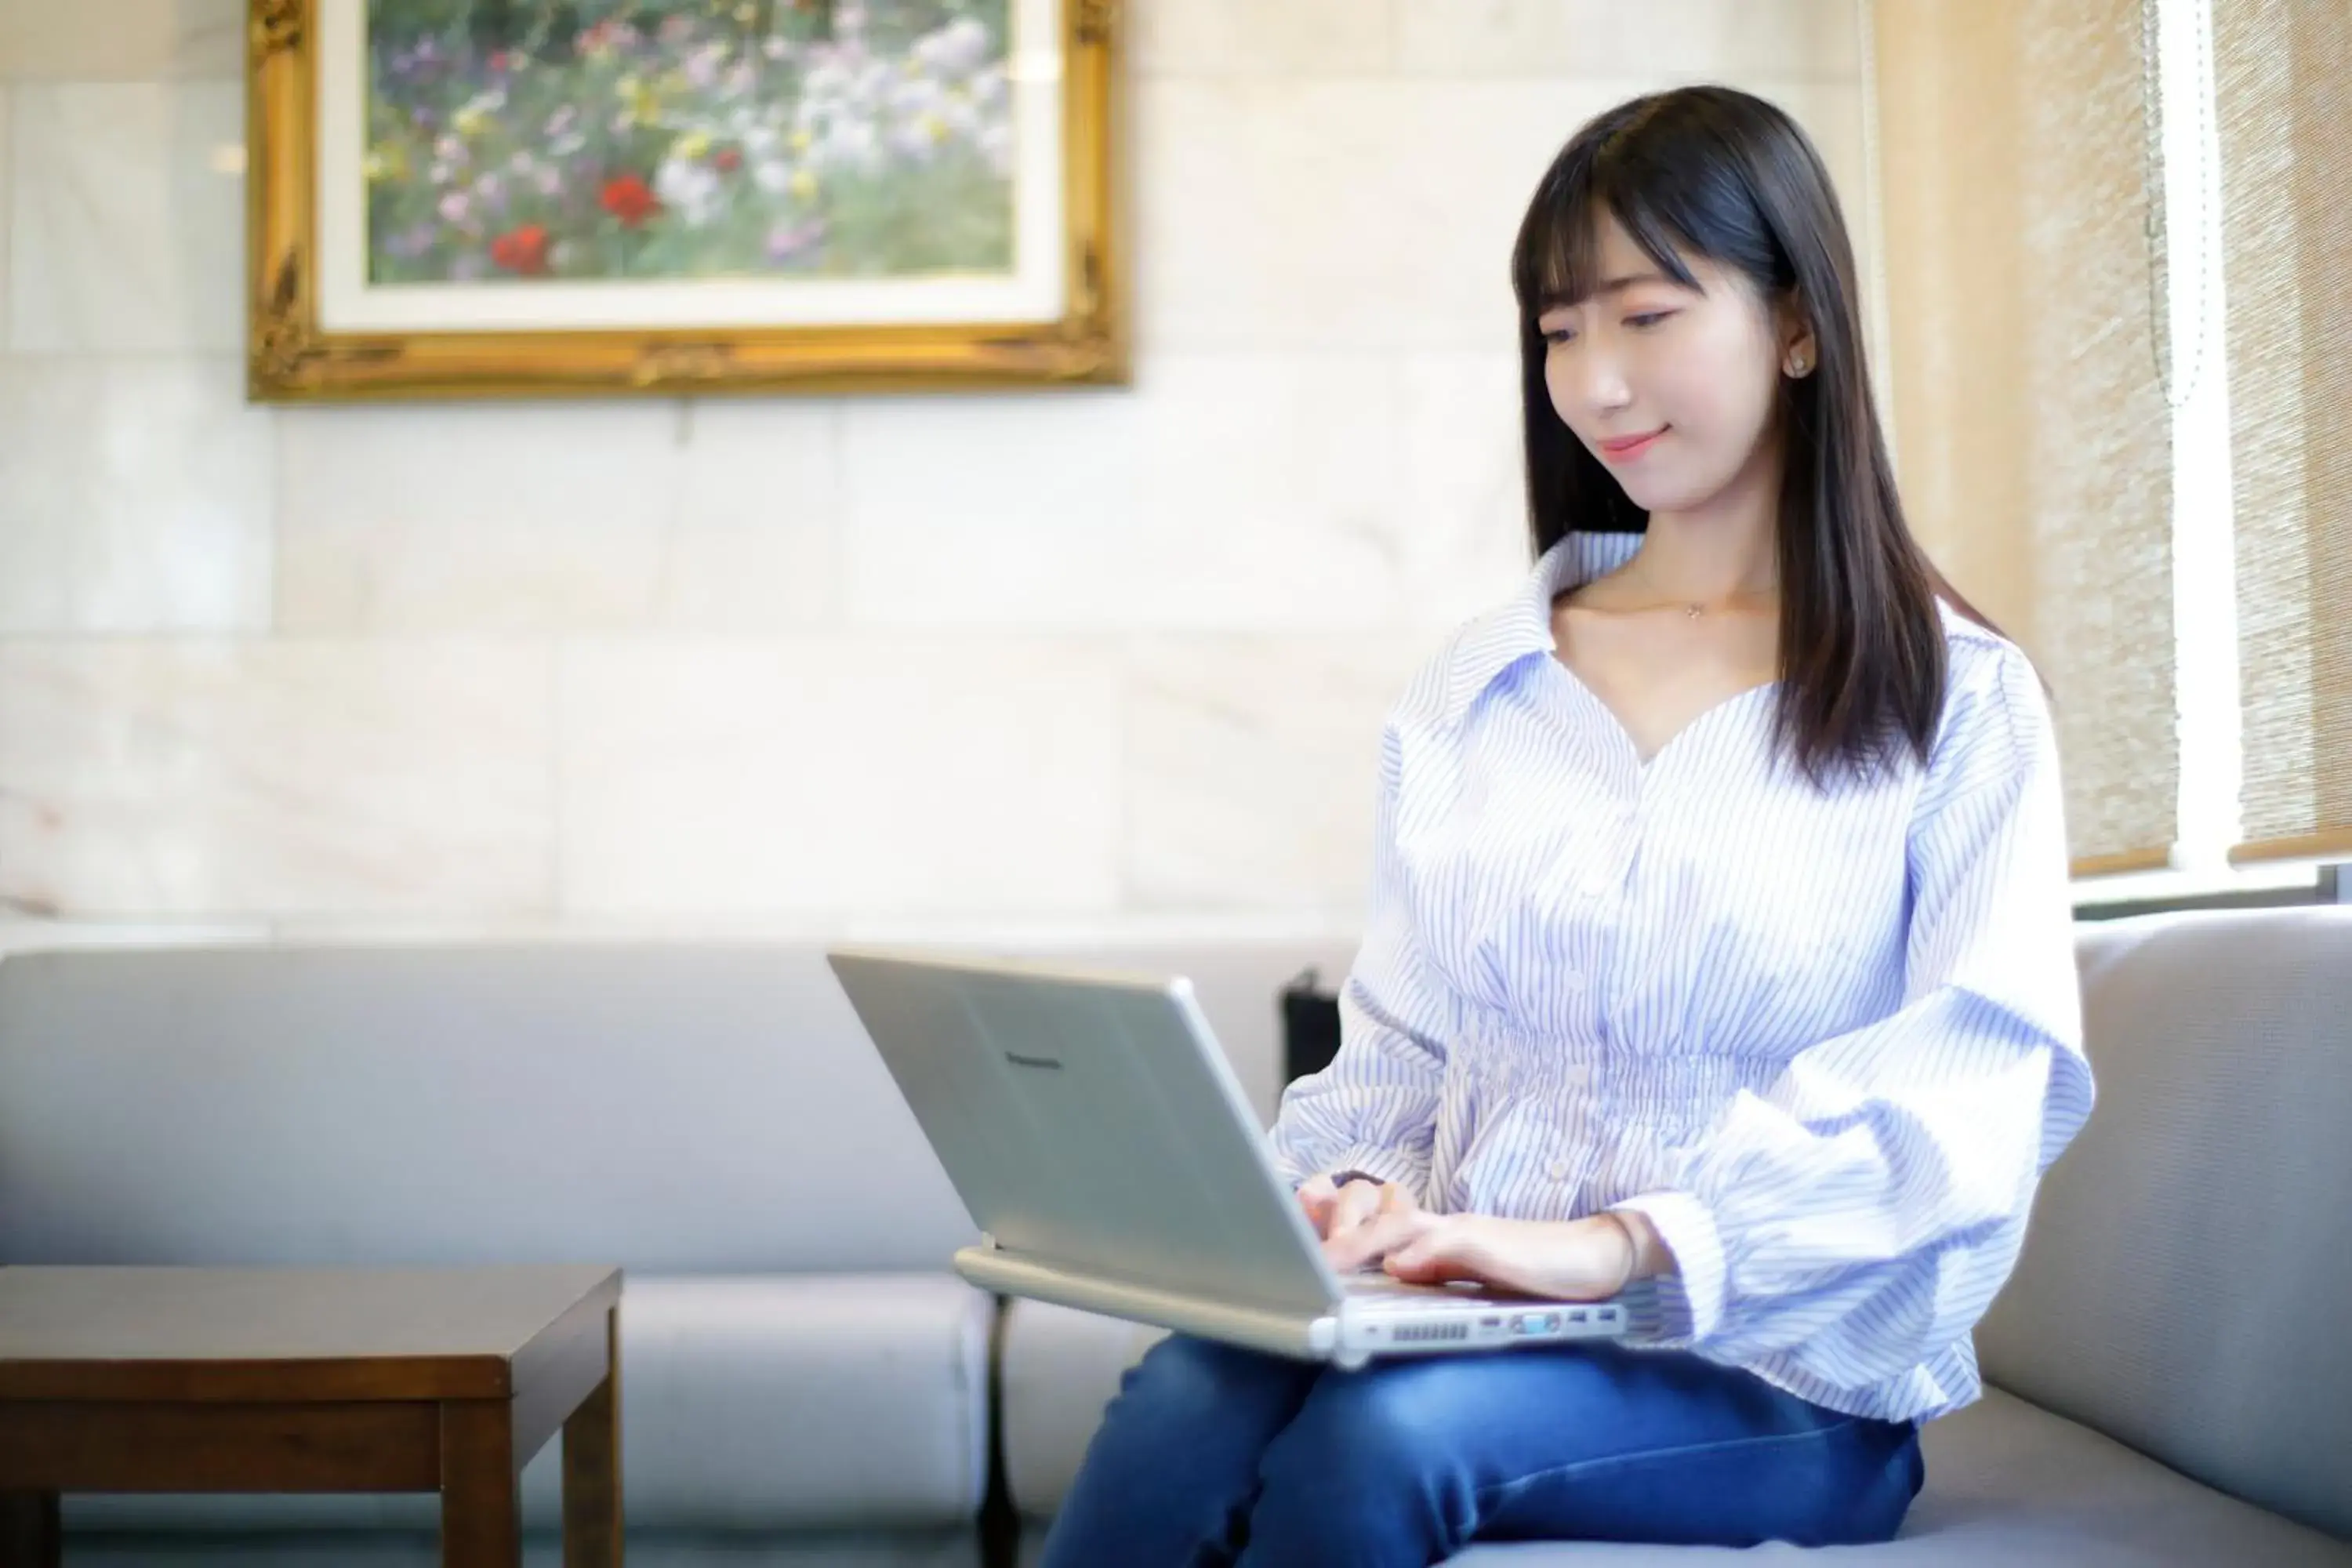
[1598,428,1668,463]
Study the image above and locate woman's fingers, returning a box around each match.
[1320,1180,1386,1246]
[1383,1227,1454,1282]
[1299,1174,1393,1240]
[1384,1216,1494,1286]
[1323,1189,1429,1272]
[1295,1174,1341,1236]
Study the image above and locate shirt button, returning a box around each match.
[1547,1156,1572,1181]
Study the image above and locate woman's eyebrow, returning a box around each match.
[1539,271,1675,310]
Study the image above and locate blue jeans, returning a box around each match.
[1038,1335,1924,1567]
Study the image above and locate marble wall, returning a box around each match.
[0,0,1868,954]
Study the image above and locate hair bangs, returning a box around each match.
[1513,152,1703,316]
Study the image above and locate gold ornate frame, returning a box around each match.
[246,0,1125,401]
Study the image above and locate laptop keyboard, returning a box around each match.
[1340,1274,1494,1308]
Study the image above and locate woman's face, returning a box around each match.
[1534,213,1803,517]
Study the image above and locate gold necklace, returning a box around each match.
[1564,576,1775,620]
[1617,588,1772,619]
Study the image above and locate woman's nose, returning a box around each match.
[1556,347,1632,416]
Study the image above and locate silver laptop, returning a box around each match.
[826,947,1626,1369]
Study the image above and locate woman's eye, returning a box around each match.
[1625,310,1675,329]
[1542,325,1577,345]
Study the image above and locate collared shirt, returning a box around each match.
[1269,531,2093,1424]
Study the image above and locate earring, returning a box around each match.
[1786,352,1812,377]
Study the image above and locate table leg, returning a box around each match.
[0,1491,60,1568]
[441,1401,520,1567]
[562,1305,622,1567]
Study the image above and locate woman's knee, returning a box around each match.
[1078,1334,1322,1490]
[1110,1334,1319,1434]
[1272,1362,1472,1490]
[1245,1363,1481,1563]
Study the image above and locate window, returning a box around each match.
[1866,0,2347,908]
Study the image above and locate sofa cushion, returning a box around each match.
[60,1534,984,1568]
[1003,1301,2350,1565]
[65,1273,992,1535]
[1976,909,2352,1540]
[554,1274,992,1530]
[1439,1389,2352,1563]
[0,945,975,1272]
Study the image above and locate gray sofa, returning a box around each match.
[0,910,2347,1566]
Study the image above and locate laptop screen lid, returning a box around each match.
[826,948,1343,1317]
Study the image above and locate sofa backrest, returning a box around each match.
[1980,907,2352,1541]
[0,944,978,1272]
[0,938,1355,1275]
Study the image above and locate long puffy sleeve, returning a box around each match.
[1611,644,2095,1402]
[1268,717,1453,1199]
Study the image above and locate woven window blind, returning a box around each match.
[2216,1,2352,865]
[1871,0,2178,874]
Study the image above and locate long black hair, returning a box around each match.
[1511,85,2001,784]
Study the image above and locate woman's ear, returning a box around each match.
[1777,298,1817,379]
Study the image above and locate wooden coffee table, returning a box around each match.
[0,1265,622,1566]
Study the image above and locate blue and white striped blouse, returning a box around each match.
[1269,530,2093,1424]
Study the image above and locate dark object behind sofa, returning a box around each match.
[1279,969,1342,1086]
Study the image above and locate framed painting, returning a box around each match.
[246,0,1123,400]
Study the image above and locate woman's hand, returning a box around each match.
[1388,1213,1639,1300]
[1295,1172,1398,1244]
[1326,1206,1647,1301]
[1309,1179,1432,1272]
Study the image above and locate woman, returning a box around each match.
[1040,85,2094,1566]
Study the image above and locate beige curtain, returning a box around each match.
[2216,1,2352,865]
[1871,1,2178,874]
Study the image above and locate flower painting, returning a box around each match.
[365,1,1017,287]
[245,0,1122,400]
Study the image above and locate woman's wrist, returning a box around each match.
[1601,1208,1669,1286]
